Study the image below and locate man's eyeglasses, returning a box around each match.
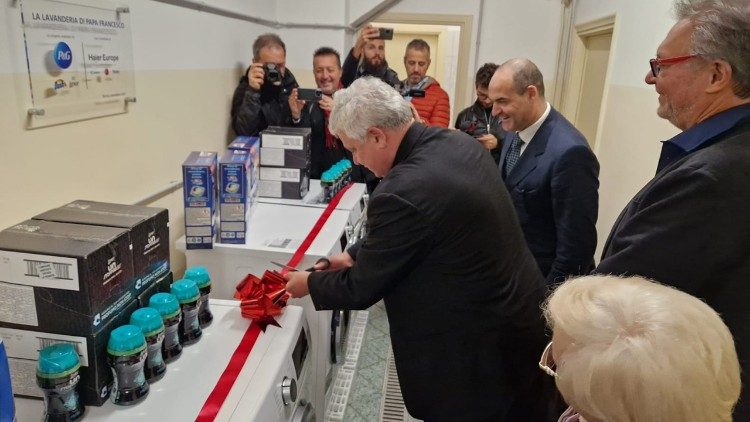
[649,55,698,77]
[538,341,557,378]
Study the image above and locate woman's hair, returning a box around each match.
[543,275,740,422]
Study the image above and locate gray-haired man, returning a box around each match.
[285,76,556,421]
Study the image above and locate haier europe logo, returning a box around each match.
[53,42,72,69]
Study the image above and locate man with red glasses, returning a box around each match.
[596,0,750,419]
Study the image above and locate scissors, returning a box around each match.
[271,258,331,272]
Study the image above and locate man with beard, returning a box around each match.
[288,47,379,191]
[341,24,400,88]
[231,33,298,136]
[455,62,507,164]
[401,39,450,128]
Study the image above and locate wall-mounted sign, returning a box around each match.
[20,0,136,128]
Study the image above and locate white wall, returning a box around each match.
[573,0,681,258]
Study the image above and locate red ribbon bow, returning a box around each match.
[234,270,289,331]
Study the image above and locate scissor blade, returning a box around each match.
[270,261,298,272]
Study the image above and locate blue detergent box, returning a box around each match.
[218,150,255,243]
[228,136,260,192]
[182,151,217,249]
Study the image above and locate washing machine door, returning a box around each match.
[330,309,347,364]
[291,400,316,422]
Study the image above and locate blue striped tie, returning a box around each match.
[504,132,525,176]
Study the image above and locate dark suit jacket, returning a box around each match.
[309,123,553,421]
[500,107,599,284]
[597,116,750,421]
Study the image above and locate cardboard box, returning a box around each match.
[33,200,170,292]
[183,151,218,249]
[0,299,138,406]
[219,150,255,243]
[137,271,173,308]
[228,136,261,187]
[0,220,135,334]
[258,165,310,199]
[260,126,311,152]
[260,147,310,169]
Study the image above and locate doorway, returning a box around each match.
[374,13,472,124]
[557,15,615,151]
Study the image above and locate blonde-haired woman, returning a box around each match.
[542,275,740,422]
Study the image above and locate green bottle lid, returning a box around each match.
[130,307,165,337]
[170,279,200,304]
[37,343,81,379]
[184,266,211,288]
[149,293,181,319]
[107,325,147,356]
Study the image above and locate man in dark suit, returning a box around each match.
[596,0,750,419]
[285,77,553,421]
[489,59,600,285]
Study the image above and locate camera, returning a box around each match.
[375,27,394,40]
[401,88,425,98]
[297,88,322,102]
[263,63,282,84]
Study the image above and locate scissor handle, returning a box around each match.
[305,258,331,272]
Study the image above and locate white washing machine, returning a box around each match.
[13,301,308,421]
[176,200,359,416]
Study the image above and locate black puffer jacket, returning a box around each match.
[454,100,507,165]
[341,49,400,89]
[230,67,298,136]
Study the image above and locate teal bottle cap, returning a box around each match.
[107,325,147,356]
[130,307,165,337]
[184,266,211,288]
[171,279,200,304]
[149,293,181,319]
[37,343,80,378]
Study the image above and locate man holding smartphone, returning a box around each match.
[288,47,378,191]
[341,23,400,89]
[231,33,298,136]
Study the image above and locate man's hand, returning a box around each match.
[353,24,380,59]
[323,251,354,270]
[318,95,334,112]
[476,134,498,150]
[288,88,306,121]
[247,62,265,91]
[284,271,310,298]
[409,102,426,124]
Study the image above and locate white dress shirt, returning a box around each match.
[517,102,551,156]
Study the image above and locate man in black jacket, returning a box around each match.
[455,62,507,164]
[230,33,298,136]
[285,77,554,421]
[341,24,400,88]
[597,1,750,419]
[288,47,378,191]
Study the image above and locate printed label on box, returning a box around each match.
[260,167,301,183]
[220,203,246,222]
[260,148,286,166]
[0,282,38,326]
[8,358,39,397]
[0,250,79,291]
[261,134,304,150]
[185,207,213,226]
[221,221,245,232]
[0,327,89,366]
[186,226,212,237]
[258,180,282,198]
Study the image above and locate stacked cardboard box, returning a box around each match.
[259,126,311,199]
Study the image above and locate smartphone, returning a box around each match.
[297,88,322,102]
[375,27,394,40]
[402,88,425,98]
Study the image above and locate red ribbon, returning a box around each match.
[195,182,356,421]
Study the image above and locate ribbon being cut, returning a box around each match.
[234,270,289,331]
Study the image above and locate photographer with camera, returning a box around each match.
[231,33,298,136]
[289,47,380,193]
[455,63,506,164]
[341,24,400,89]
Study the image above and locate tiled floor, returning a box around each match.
[344,301,390,421]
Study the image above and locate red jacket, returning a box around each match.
[410,79,451,128]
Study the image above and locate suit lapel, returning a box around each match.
[505,112,554,188]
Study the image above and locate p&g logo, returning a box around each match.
[53,42,72,69]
